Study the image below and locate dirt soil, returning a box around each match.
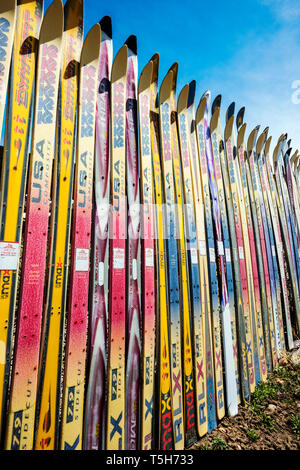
[192,343,300,451]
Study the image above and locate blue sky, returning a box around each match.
[21,0,300,156]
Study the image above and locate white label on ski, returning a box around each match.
[209,247,216,263]
[132,259,137,280]
[98,262,104,286]
[0,242,20,271]
[113,248,125,270]
[217,241,224,256]
[225,248,231,262]
[239,246,244,260]
[191,247,198,264]
[199,240,206,256]
[75,248,89,272]
[145,248,154,267]
[272,245,276,257]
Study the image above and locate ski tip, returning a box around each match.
[187,80,196,109]
[236,107,245,132]
[81,23,101,67]
[237,122,247,149]
[0,0,16,16]
[177,84,189,115]
[150,52,160,64]
[99,16,112,38]
[124,34,137,54]
[210,103,220,134]
[211,94,221,116]
[64,0,84,34]
[138,60,153,95]
[290,149,299,165]
[256,127,269,156]
[196,93,208,126]
[226,102,235,123]
[224,114,235,142]
[159,69,173,106]
[264,136,272,157]
[40,0,64,45]
[111,44,128,82]
[247,125,260,154]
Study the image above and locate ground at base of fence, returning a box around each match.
[192,341,300,450]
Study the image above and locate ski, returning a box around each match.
[60,23,100,451]
[187,83,217,432]
[235,120,268,383]
[246,128,278,368]
[4,0,63,450]
[224,115,256,393]
[177,83,207,439]
[170,77,197,447]
[0,0,43,441]
[214,101,250,404]
[196,94,225,423]
[0,0,16,135]
[124,35,141,450]
[150,54,174,450]
[236,118,272,377]
[256,130,286,353]
[106,43,127,450]
[83,15,112,451]
[34,0,83,450]
[159,66,184,449]
[210,96,241,411]
[138,58,156,450]
[258,135,294,349]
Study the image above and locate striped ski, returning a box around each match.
[187,82,216,432]
[235,119,267,382]
[210,96,241,409]
[150,53,174,450]
[159,66,184,449]
[256,129,286,353]
[214,102,250,404]
[124,35,141,450]
[246,128,278,368]
[177,83,207,438]
[4,0,63,450]
[258,135,293,349]
[60,23,100,451]
[236,117,271,377]
[224,115,256,393]
[84,15,113,451]
[0,0,43,441]
[0,0,16,135]
[137,59,156,450]
[196,94,225,422]
[169,72,197,447]
[106,44,127,450]
[34,0,83,450]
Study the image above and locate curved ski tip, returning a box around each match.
[210,104,220,133]
[150,52,159,64]
[99,16,112,38]
[138,60,153,95]
[177,84,189,114]
[124,34,137,54]
[247,125,260,153]
[111,44,128,82]
[237,122,247,149]
[168,62,178,76]
[264,136,272,157]
[236,107,245,131]
[211,94,222,116]
[196,94,208,125]
[201,90,211,111]
[224,114,234,142]
[81,23,101,66]
[40,0,64,45]
[159,69,173,106]
[226,102,235,123]
[256,128,268,156]
[64,0,84,34]
[0,0,16,16]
